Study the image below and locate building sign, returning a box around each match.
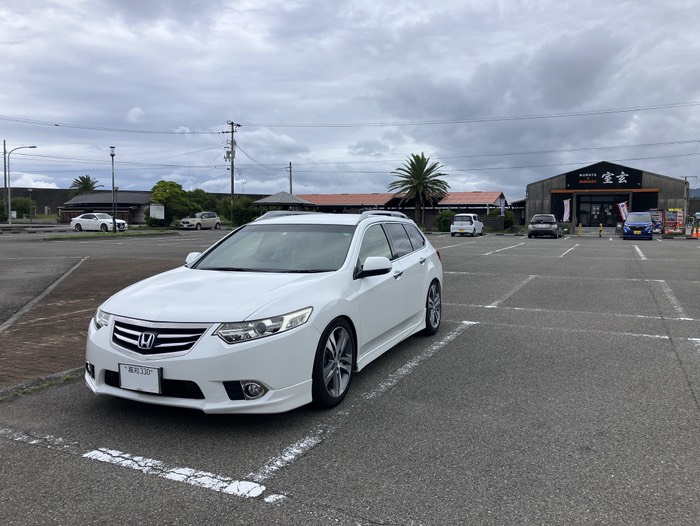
[149,204,165,220]
[565,162,642,190]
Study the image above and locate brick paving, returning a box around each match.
[0,257,181,391]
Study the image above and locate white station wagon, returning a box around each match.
[85,211,443,414]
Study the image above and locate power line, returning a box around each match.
[2,100,700,134]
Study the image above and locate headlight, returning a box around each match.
[215,307,313,344]
[93,308,110,330]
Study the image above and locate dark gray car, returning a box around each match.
[528,214,562,238]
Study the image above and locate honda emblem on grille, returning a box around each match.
[137,332,157,350]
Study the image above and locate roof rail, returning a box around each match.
[359,210,409,220]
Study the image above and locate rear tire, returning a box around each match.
[75,224,82,232]
[312,318,355,409]
[100,223,108,232]
[422,280,442,336]
[214,222,221,229]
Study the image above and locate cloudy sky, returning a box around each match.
[2,0,700,202]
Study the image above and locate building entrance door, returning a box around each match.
[576,195,626,227]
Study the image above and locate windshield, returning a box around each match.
[194,223,356,272]
[531,215,556,223]
[626,213,652,223]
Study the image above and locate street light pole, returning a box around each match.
[6,145,37,225]
[28,188,32,223]
[110,146,116,233]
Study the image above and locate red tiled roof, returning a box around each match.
[438,191,505,206]
[297,193,395,206]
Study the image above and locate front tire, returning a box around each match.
[195,223,202,230]
[312,318,355,409]
[422,280,442,335]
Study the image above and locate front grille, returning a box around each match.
[104,370,205,399]
[112,319,209,355]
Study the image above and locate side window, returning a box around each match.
[475,215,481,222]
[384,223,413,258]
[404,224,426,250]
[358,224,392,265]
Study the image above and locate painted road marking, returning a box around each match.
[487,275,537,308]
[482,242,525,256]
[633,245,647,260]
[560,244,579,257]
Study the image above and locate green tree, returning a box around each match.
[436,210,456,232]
[70,175,103,196]
[388,153,450,225]
[187,188,218,213]
[150,180,192,226]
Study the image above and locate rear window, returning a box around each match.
[453,215,473,223]
[531,215,556,223]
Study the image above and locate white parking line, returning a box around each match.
[84,448,265,498]
[654,280,689,318]
[482,242,525,256]
[633,245,647,260]
[487,275,537,308]
[560,244,579,258]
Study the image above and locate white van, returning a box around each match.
[450,213,484,237]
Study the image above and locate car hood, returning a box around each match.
[101,266,334,323]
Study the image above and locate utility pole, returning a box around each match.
[288,162,292,194]
[226,121,240,225]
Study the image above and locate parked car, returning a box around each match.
[85,211,443,414]
[70,213,128,232]
[180,211,221,230]
[528,214,562,238]
[622,211,653,240]
[450,213,484,237]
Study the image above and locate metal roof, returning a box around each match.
[63,191,152,206]
[438,191,506,206]
[297,193,396,206]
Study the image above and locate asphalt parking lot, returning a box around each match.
[1,230,699,525]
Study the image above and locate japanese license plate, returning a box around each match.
[119,363,161,394]
[633,230,641,235]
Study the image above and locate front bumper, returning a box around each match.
[85,318,320,414]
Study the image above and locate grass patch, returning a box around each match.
[0,371,82,402]
[45,229,178,241]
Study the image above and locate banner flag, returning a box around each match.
[563,199,571,222]
[617,201,629,220]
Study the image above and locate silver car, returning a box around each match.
[528,214,562,238]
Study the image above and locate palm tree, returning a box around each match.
[70,175,103,196]
[388,153,450,225]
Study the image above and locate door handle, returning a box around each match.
[393,270,403,279]
[419,257,426,265]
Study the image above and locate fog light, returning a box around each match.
[85,362,95,379]
[242,381,267,400]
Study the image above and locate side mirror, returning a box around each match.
[185,252,202,265]
[354,256,392,279]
